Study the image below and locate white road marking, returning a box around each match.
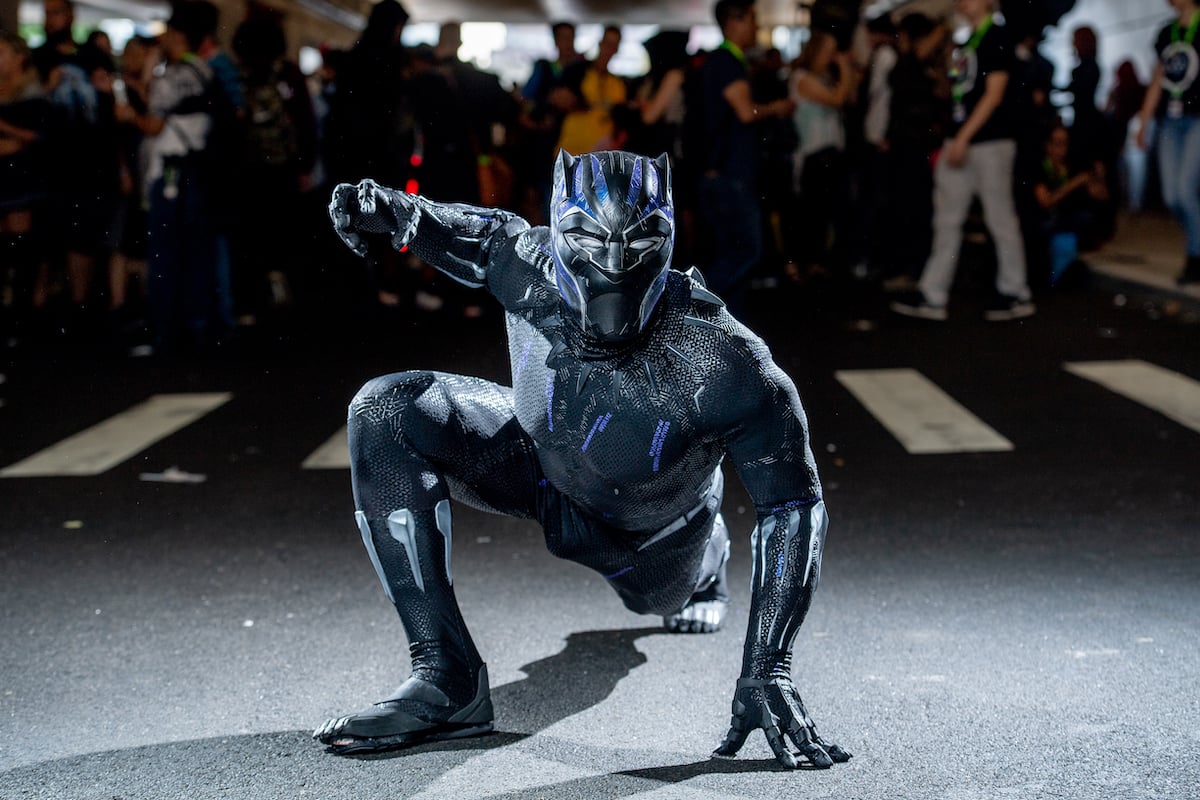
[1065,359,1200,434]
[302,425,350,469]
[1,393,232,477]
[835,368,1013,454]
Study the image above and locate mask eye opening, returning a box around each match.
[627,236,663,252]
[565,231,605,249]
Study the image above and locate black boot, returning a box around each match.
[314,504,493,754]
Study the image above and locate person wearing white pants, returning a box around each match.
[891,0,1035,321]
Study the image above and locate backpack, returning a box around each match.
[242,61,300,169]
[168,60,241,218]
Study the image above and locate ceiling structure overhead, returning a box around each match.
[350,0,817,26]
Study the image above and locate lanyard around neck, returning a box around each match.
[965,14,994,52]
[1173,11,1200,46]
[951,16,993,105]
[720,40,747,67]
[1167,11,1200,101]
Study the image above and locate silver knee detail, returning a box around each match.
[434,499,453,586]
[356,511,396,603]
[387,509,425,592]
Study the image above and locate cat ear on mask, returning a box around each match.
[652,153,673,205]
[554,150,579,201]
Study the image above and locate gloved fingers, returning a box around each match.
[784,717,852,768]
[712,720,751,758]
[822,740,853,763]
[357,178,382,215]
[762,718,799,769]
[343,231,366,256]
[329,183,367,256]
[786,727,834,769]
[777,687,839,768]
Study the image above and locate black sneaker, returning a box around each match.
[889,290,948,321]
[984,294,1036,321]
[313,665,494,754]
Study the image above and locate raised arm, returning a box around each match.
[710,335,850,769]
[329,179,529,289]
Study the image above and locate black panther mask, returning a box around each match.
[550,150,675,343]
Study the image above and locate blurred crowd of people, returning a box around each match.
[0,0,1179,356]
[1,0,323,354]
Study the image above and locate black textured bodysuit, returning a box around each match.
[327,172,848,768]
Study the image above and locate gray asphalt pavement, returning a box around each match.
[1,266,1198,799]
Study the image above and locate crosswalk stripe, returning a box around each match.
[1064,360,1200,434]
[0,393,232,477]
[835,368,1014,454]
[302,425,350,469]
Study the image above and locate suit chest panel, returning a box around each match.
[506,314,704,488]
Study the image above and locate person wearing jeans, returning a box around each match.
[1137,0,1200,286]
[697,0,793,311]
[890,0,1035,321]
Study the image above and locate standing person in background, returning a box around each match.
[77,44,126,334]
[1009,31,1056,179]
[519,21,585,221]
[1136,0,1200,286]
[115,1,220,353]
[33,0,109,332]
[410,43,476,205]
[322,0,413,190]
[697,0,793,311]
[880,13,948,291]
[628,30,694,263]
[107,35,158,347]
[1106,60,1147,211]
[557,25,626,155]
[751,46,797,278]
[1069,27,1102,138]
[321,0,417,309]
[890,0,1035,321]
[32,0,78,72]
[628,29,689,162]
[787,30,855,284]
[0,31,52,348]
[432,22,519,209]
[856,15,899,279]
[1067,26,1117,245]
[232,13,317,322]
[193,0,244,336]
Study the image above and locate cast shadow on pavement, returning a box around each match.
[340,625,795,796]
[0,627,790,799]
[470,757,793,800]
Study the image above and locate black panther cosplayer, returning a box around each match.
[313,150,850,769]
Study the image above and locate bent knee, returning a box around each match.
[348,370,437,427]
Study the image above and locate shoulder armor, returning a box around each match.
[684,267,726,309]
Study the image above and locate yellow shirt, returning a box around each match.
[558,68,627,154]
